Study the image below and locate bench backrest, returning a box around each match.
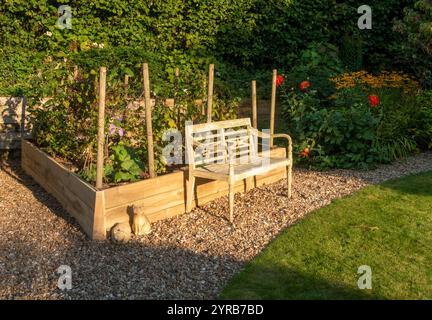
[185,118,257,167]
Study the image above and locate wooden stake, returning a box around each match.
[96,67,107,189]
[143,63,156,178]
[251,80,257,129]
[270,69,277,147]
[124,74,129,100]
[73,65,79,80]
[207,64,214,123]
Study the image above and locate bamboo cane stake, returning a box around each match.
[96,66,107,189]
[143,63,156,178]
[124,74,129,100]
[207,64,214,123]
[252,80,257,129]
[270,69,277,147]
[73,65,79,80]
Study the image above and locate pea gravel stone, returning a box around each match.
[1,152,431,299]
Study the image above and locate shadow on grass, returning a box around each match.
[220,264,384,300]
[379,171,432,197]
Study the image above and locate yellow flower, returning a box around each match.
[330,71,420,93]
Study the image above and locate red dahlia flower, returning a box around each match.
[299,80,311,92]
[368,94,380,107]
[276,75,284,87]
[299,148,310,158]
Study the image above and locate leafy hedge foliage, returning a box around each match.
[0,0,422,96]
[393,0,432,88]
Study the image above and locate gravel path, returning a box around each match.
[1,152,431,299]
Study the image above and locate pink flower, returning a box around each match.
[109,123,116,135]
[118,128,124,137]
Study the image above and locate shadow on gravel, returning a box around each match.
[0,157,81,230]
[0,230,244,299]
[1,232,384,300]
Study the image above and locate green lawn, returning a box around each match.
[221,171,432,300]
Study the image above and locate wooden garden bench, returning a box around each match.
[185,118,293,223]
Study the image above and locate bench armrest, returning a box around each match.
[251,129,293,160]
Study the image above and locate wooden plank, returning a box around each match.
[104,187,185,221]
[191,118,251,133]
[21,154,95,237]
[103,171,184,209]
[195,128,248,139]
[93,191,106,240]
[21,140,97,207]
[105,201,186,230]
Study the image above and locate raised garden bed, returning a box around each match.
[21,139,288,240]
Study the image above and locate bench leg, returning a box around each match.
[186,174,195,212]
[229,182,234,223]
[287,164,292,198]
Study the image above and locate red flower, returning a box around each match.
[299,148,310,158]
[299,81,311,92]
[368,94,380,107]
[276,75,284,87]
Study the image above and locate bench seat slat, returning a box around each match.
[193,156,290,182]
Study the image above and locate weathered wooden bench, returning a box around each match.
[185,118,293,222]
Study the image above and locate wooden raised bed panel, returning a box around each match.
[21,140,105,240]
[22,140,287,240]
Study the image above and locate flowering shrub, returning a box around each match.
[281,70,429,169]
[331,71,421,93]
[282,89,381,169]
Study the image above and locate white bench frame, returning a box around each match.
[185,118,293,222]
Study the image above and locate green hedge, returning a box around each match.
[0,0,424,96]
